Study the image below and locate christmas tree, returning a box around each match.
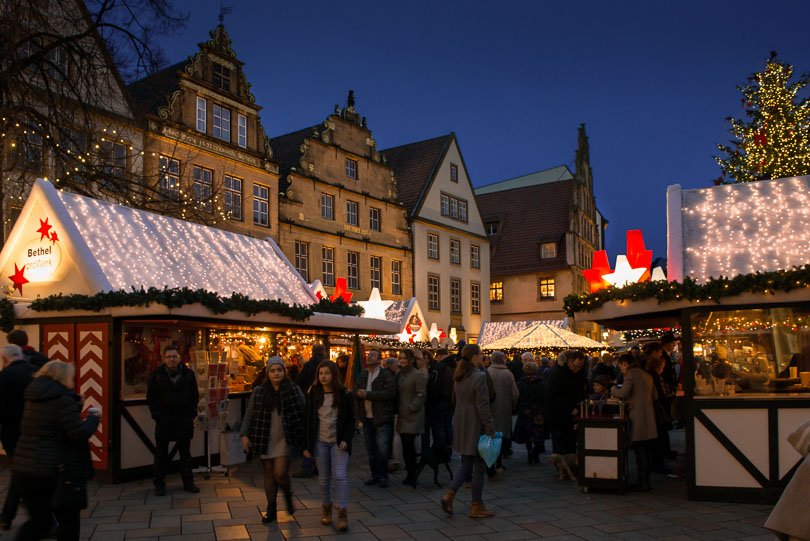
[715,52,810,183]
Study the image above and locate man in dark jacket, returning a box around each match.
[428,348,455,463]
[354,350,397,487]
[545,350,587,455]
[295,343,327,392]
[0,345,37,530]
[146,344,199,496]
[7,329,49,369]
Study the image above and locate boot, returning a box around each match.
[262,504,277,524]
[321,504,332,525]
[469,501,495,518]
[283,490,295,516]
[336,506,348,532]
[440,489,455,515]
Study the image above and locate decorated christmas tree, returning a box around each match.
[715,52,810,183]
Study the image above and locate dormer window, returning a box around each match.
[450,163,458,182]
[486,222,499,236]
[213,63,231,91]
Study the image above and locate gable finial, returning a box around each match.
[218,1,233,26]
[347,90,355,110]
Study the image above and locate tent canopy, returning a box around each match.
[481,322,606,351]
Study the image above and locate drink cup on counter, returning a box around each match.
[800,372,810,387]
[790,366,799,378]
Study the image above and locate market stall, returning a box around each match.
[0,180,400,482]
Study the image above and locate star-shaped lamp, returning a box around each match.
[396,330,413,343]
[625,230,652,282]
[357,287,393,320]
[428,323,442,341]
[602,255,646,288]
[582,250,612,292]
[310,280,327,301]
[9,263,29,295]
[37,218,52,241]
[329,277,353,304]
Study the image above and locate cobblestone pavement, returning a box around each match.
[0,431,776,541]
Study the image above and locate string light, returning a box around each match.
[479,320,565,348]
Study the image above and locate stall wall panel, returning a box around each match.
[42,324,74,363]
[778,409,810,478]
[704,408,769,478]
[76,324,109,470]
[695,419,760,487]
[584,427,618,451]
[583,456,619,480]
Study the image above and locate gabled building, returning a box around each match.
[127,25,279,238]
[268,92,412,302]
[475,125,605,339]
[384,134,490,343]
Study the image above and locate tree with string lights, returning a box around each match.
[715,52,810,184]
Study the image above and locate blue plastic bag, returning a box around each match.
[477,432,503,467]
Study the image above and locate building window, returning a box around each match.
[450,163,458,182]
[345,158,358,180]
[196,97,206,133]
[369,207,381,231]
[471,282,480,314]
[295,241,309,282]
[224,175,242,220]
[253,183,269,227]
[538,277,556,299]
[392,260,402,295]
[450,239,461,265]
[541,242,557,259]
[159,155,180,200]
[449,198,457,219]
[459,200,467,222]
[213,63,231,91]
[470,244,480,269]
[23,128,44,174]
[322,247,335,287]
[213,104,231,142]
[321,193,334,220]
[347,251,359,290]
[427,233,439,259]
[490,281,503,302]
[192,166,213,213]
[486,222,499,236]
[346,200,359,226]
[370,256,382,291]
[100,140,128,177]
[440,192,469,223]
[237,114,247,148]
[428,274,440,310]
[440,194,449,216]
[450,278,461,314]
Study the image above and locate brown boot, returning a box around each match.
[469,501,494,518]
[336,506,348,532]
[440,489,455,515]
[321,504,332,525]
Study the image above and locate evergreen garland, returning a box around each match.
[564,265,810,316]
[24,287,363,323]
[0,298,15,332]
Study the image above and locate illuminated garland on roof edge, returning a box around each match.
[564,265,810,316]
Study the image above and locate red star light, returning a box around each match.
[329,277,353,304]
[36,218,52,242]
[625,230,653,282]
[50,230,59,244]
[9,263,29,295]
[583,250,612,292]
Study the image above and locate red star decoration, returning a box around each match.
[625,230,653,282]
[50,230,59,244]
[582,250,613,292]
[329,277,353,304]
[36,218,52,242]
[9,263,29,295]
[315,290,323,300]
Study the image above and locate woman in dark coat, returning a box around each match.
[545,350,588,454]
[12,360,100,541]
[440,344,496,519]
[241,357,306,523]
[513,362,546,464]
[303,361,354,532]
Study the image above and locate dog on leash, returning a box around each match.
[417,447,454,488]
[548,453,578,481]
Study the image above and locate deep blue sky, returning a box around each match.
[158,1,810,259]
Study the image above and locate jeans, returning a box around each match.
[154,436,193,486]
[431,403,453,462]
[449,455,486,503]
[315,441,349,508]
[362,419,393,481]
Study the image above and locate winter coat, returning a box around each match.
[304,387,355,454]
[487,364,519,437]
[146,364,199,441]
[296,353,326,392]
[513,375,546,444]
[545,364,587,431]
[397,365,427,434]
[506,359,524,383]
[0,359,37,453]
[12,377,99,478]
[21,346,49,369]
[766,445,810,539]
[611,366,657,442]
[354,367,397,426]
[452,370,496,456]
[242,379,305,456]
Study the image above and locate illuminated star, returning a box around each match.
[36,218,52,241]
[8,263,29,295]
[582,250,612,292]
[625,230,653,282]
[357,287,393,320]
[396,330,413,343]
[651,267,667,282]
[602,255,646,288]
[428,323,442,341]
[50,230,59,245]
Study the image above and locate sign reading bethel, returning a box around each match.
[7,216,63,295]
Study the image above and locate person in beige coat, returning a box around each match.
[440,344,497,519]
[397,349,427,487]
[611,353,657,491]
[765,421,810,541]
[487,351,519,471]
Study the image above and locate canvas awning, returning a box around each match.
[481,322,607,351]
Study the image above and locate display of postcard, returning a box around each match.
[194,350,208,366]
[209,388,227,403]
[208,376,218,390]
[207,401,219,418]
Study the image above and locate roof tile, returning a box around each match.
[382,135,453,215]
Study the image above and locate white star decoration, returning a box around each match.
[356,287,394,320]
[396,330,414,343]
[428,323,442,341]
[651,266,667,282]
[602,255,646,288]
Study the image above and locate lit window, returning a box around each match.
[541,242,557,259]
[253,184,269,226]
[490,281,503,302]
[471,245,480,269]
[347,252,359,289]
[322,247,335,286]
[450,239,461,264]
[369,207,381,231]
[321,193,334,220]
[213,104,231,142]
[428,275,440,310]
[450,278,461,314]
[392,260,402,295]
[345,158,358,180]
[538,278,555,299]
[224,175,242,220]
[427,233,439,259]
[196,97,206,133]
[159,155,180,200]
[192,166,213,213]
[370,256,382,291]
[295,241,309,282]
[237,114,247,148]
[346,200,359,226]
[471,282,480,314]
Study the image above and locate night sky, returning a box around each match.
[157,0,810,260]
